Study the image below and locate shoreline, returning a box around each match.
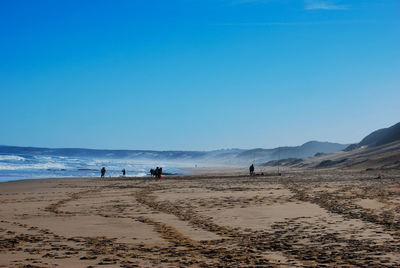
[0,168,191,183]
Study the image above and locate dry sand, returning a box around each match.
[1,167,400,267]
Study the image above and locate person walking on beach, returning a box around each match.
[101,167,106,178]
[122,168,126,176]
[249,164,254,176]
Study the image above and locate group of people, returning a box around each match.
[100,166,163,178]
[101,164,255,178]
[150,167,163,179]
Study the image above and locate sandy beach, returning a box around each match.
[1,167,400,267]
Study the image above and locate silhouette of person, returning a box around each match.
[155,167,159,178]
[101,167,106,178]
[122,168,126,176]
[249,164,254,176]
[159,167,162,179]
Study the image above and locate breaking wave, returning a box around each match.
[0,154,185,182]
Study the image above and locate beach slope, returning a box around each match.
[1,168,400,267]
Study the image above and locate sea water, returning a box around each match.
[0,154,187,182]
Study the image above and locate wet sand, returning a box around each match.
[1,168,400,267]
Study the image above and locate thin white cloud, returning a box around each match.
[213,20,375,26]
[225,0,348,10]
[305,0,347,10]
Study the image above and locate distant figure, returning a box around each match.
[158,167,162,179]
[101,167,106,178]
[150,168,155,177]
[122,168,126,176]
[249,164,254,176]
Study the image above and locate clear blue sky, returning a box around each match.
[1,0,399,150]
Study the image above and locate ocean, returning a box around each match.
[0,154,187,182]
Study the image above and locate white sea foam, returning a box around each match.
[0,162,67,170]
[134,172,148,177]
[0,155,26,161]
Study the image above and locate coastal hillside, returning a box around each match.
[0,141,349,166]
[234,141,348,164]
[265,121,400,170]
[346,122,400,150]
